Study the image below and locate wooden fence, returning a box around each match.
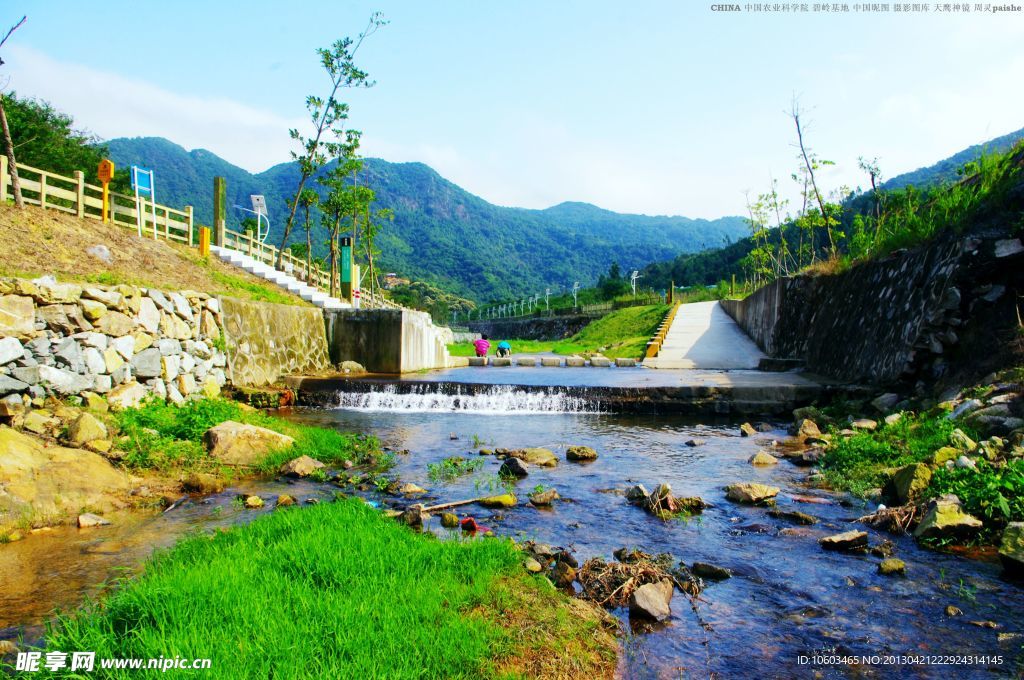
[1,157,194,244]
[0,157,405,311]
[645,301,681,359]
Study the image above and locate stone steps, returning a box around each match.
[465,356,638,368]
[210,246,351,311]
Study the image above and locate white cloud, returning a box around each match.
[4,45,304,173]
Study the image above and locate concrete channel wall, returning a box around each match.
[324,308,451,374]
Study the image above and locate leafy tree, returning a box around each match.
[596,262,630,300]
[297,188,319,279]
[277,14,385,267]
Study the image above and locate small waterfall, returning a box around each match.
[332,383,600,414]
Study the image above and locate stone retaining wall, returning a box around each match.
[219,297,330,386]
[721,233,1024,386]
[468,314,597,341]
[0,276,229,409]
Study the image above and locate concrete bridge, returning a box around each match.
[643,300,766,370]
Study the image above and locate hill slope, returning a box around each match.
[106,138,746,302]
[641,127,1024,290]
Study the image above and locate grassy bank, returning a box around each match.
[114,398,380,474]
[0,205,307,307]
[41,493,616,679]
[820,410,1024,537]
[449,303,669,360]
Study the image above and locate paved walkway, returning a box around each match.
[642,300,766,369]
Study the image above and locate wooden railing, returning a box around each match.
[645,302,681,359]
[1,156,409,311]
[1,157,193,244]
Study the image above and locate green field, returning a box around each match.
[449,304,670,360]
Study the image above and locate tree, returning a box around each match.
[0,15,27,208]
[296,188,319,280]
[361,203,393,298]
[318,131,365,298]
[277,14,385,267]
[790,99,838,260]
[597,262,630,300]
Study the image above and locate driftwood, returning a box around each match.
[857,505,918,534]
[421,497,487,513]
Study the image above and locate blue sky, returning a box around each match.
[4,1,1023,218]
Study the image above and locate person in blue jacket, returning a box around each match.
[495,340,512,358]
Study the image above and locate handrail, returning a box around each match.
[645,301,681,359]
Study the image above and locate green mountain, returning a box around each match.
[880,126,1024,191]
[106,137,746,302]
[640,127,1024,290]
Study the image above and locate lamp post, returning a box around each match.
[630,270,640,297]
[545,287,550,313]
[572,281,580,309]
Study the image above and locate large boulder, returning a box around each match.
[203,421,295,466]
[509,447,558,467]
[628,579,673,621]
[913,495,983,541]
[999,523,1024,577]
[11,365,92,395]
[0,425,130,531]
[887,463,932,505]
[725,483,779,505]
[477,493,517,508]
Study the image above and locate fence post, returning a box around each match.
[185,205,194,245]
[199,226,210,257]
[213,176,226,247]
[74,170,85,217]
[39,173,47,209]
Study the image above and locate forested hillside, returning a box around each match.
[642,128,1024,291]
[107,137,746,302]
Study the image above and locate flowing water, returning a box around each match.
[3,375,1023,679]
[286,381,1024,680]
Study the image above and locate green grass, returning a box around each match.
[820,411,969,497]
[428,456,485,482]
[449,304,670,360]
[208,269,306,306]
[114,398,379,473]
[929,458,1024,530]
[40,499,615,679]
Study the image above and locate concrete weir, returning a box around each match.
[287,370,847,417]
[323,308,451,374]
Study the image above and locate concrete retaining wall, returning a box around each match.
[325,308,450,374]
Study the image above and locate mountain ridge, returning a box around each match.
[106,136,748,301]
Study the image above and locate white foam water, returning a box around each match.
[332,383,599,414]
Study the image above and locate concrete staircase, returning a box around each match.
[209,246,351,311]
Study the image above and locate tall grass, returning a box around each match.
[115,398,379,472]
[42,499,611,679]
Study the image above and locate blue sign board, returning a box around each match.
[131,166,154,196]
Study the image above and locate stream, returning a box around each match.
[2,374,1023,678]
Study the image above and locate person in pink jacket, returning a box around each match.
[473,335,491,357]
